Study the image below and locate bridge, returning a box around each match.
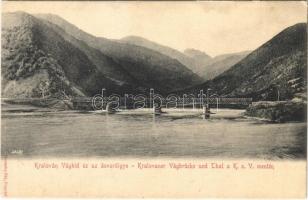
[74,96,253,110]
[1,96,253,110]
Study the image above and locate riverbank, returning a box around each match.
[2,98,74,110]
[245,100,306,122]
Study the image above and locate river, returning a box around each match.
[1,104,306,159]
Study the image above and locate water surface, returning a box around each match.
[1,104,306,159]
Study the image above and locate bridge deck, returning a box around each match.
[76,97,253,105]
[2,97,253,105]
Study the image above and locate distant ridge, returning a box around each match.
[183,48,212,61]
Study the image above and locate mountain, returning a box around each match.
[4,12,304,101]
[35,13,203,94]
[2,12,203,98]
[186,23,307,101]
[121,36,199,74]
[183,49,212,76]
[184,48,212,62]
[121,36,250,80]
[184,49,250,80]
[2,12,140,98]
[196,51,251,80]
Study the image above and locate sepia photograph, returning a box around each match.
[1,1,307,198]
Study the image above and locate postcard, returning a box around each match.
[1,1,307,198]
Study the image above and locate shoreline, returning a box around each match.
[2,99,307,123]
[245,100,306,123]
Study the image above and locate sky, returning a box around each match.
[2,1,307,57]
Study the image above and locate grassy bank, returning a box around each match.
[245,100,306,122]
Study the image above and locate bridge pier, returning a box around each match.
[153,104,162,115]
[203,104,210,119]
[106,102,117,113]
